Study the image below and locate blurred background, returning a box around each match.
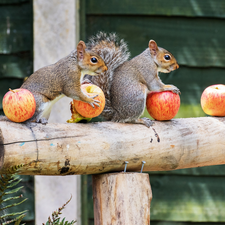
[1,0,225,224]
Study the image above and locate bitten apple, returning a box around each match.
[201,84,225,116]
[67,100,92,123]
[73,84,105,118]
[146,91,180,121]
[3,88,36,122]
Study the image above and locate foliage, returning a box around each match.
[43,196,76,225]
[0,165,27,225]
[0,165,76,224]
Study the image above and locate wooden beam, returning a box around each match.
[0,117,225,175]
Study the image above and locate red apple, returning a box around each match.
[73,84,105,118]
[146,91,180,121]
[3,88,36,122]
[201,84,225,116]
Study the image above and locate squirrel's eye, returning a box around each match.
[164,55,171,61]
[91,57,98,63]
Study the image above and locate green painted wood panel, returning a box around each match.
[151,222,225,225]
[0,1,33,54]
[150,175,225,222]
[149,165,225,176]
[86,15,225,67]
[0,0,28,4]
[0,53,32,78]
[86,0,225,18]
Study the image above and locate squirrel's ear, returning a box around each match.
[149,40,158,56]
[77,41,86,60]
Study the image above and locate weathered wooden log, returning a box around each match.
[92,172,152,225]
[0,117,225,175]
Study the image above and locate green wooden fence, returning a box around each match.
[0,0,34,224]
[80,1,225,224]
[0,0,33,115]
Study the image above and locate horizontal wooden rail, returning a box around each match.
[0,117,225,175]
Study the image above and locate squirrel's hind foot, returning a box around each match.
[133,117,154,128]
[36,117,48,125]
[111,114,154,128]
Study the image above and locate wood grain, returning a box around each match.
[0,117,225,175]
[92,172,152,225]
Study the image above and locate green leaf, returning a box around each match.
[2,194,24,203]
[0,174,11,183]
[0,210,28,220]
[5,186,24,195]
[7,178,23,189]
[1,198,28,211]
[1,213,26,225]
[60,217,65,225]
[14,214,26,225]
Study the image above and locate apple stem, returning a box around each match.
[9,88,15,93]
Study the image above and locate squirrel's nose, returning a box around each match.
[176,64,179,69]
[104,66,108,71]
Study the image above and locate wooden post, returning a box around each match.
[92,172,152,225]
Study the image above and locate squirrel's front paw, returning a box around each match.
[172,88,180,95]
[87,95,100,108]
[169,85,180,95]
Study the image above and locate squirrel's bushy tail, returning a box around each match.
[86,32,130,119]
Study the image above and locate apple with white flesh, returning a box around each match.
[68,84,105,122]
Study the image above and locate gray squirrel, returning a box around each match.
[20,41,107,124]
[84,32,180,127]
